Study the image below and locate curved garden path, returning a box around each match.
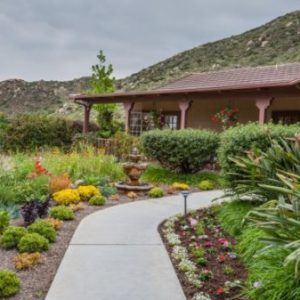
[46,190,222,300]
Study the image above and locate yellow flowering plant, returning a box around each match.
[52,188,81,205]
[77,185,101,201]
[172,182,190,190]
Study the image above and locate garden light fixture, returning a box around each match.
[181,191,190,217]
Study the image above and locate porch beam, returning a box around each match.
[123,101,135,133]
[179,99,192,129]
[83,104,92,134]
[255,96,273,124]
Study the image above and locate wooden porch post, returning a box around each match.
[83,104,92,134]
[179,99,192,129]
[123,102,134,133]
[255,97,273,124]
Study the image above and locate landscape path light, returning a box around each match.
[181,190,190,217]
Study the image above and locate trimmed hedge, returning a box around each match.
[0,114,99,152]
[217,123,300,184]
[141,129,219,173]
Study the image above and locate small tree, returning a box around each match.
[89,50,122,138]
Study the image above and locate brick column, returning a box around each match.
[255,97,273,124]
[123,102,134,133]
[83,104,92,134]
[179,100,192,129]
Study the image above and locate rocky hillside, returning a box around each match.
[1,10,300,116]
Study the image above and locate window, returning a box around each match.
[272,111,300,124]
[129,111,179,135]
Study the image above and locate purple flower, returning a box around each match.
[228,252,237,259]
[189,218,197,227]
[253,281,262,289]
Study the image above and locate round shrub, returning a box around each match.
[172,182,190,190]
[18,233,49,253]
[0,226,27,250]
[148,187,164,198]
[28,220,57,243]
[49,206,74,221]
[77,185,101,201]
[218,123,300,184]
[52,188,81,205]
[89,195,106,206]
[0,210,10,234]
[198,180,215,190]
[0,270,21,298]
[14,252,41,270]
[141,129,219,173]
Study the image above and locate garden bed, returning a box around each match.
[0,199,133,300]
[160,207,247,300]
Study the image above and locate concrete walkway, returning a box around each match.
[46,191,222,300]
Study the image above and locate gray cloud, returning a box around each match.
[0,0,299,81]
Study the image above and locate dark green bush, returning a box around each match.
[141,129,219,173]
[49,206,74,220]
[18,233,49,253]
[0,270,21,298]
[0,114,75,152]
[0,226,27,250]
[89,195,106,206]
[217,122,300,184]
[0,210,10,234]
[28,220,56,243]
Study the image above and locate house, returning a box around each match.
[73,63,300,135]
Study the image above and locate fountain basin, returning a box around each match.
[115,182,153,193]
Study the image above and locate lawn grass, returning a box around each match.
[142,164,224,187]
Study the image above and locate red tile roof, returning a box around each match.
[156,63,300,92]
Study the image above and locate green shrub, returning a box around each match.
[141,129,219,173]
[89,195,106,206]
[217,122,300,184]
[0,270,21,298]
[0,210,10,234]
[236,227,265,264]
[18,233,49,253]
[148,187,164,198]
[217,201,258,236]
[142,165,223,187]
[0,114,76,152]
[28,220,57,243]
[198,180,215,190]
[49,206,74,220]
[245,248,300,300]
[224,138,300,202]
[0,226,27,250]
[100,186,117,198]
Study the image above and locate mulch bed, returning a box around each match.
[159,207,247,300]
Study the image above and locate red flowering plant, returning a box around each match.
[34,157,51,176]
[217,255,225,263]
[211,106,238,130]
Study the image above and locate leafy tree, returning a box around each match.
[89,50,122,138]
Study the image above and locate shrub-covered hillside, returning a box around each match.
[1,11,300,115]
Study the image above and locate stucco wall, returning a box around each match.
[131,87,300,131]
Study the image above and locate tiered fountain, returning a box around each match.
[115,147,153,193]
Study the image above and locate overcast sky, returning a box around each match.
[0,1,299,81]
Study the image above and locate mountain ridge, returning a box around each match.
[1,10,300,116]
